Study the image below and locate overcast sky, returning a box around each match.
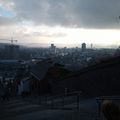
[0,0,120,47]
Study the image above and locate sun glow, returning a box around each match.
[33,26,120,46]
[1,23,120,47]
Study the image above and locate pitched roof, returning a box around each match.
[30,59,54,80]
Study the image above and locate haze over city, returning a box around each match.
[0,0,120,47]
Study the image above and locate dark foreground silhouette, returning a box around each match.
[101,100,120,120]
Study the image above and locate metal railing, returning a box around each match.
[39,91,83,110]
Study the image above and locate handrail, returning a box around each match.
[38,90,84,110]
[45,90,84,100]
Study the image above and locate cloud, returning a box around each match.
[1,0,120,47]
[31,32,67,37]
[0,0,15,11]
[0,16,15,26]
[1,0,120,28]
[10,0,120,29]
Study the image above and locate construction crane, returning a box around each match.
[10,39,17,44]
[0,38,18,44]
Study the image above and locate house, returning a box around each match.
[30,59,71,95]
[17,77,30,96]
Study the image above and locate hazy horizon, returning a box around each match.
[0,42,118,49]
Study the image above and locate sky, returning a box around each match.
[0,0,120,48]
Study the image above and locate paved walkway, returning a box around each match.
[0,98,99,120]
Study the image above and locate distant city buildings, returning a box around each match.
[0,42,117,71]
[5,44,20,59]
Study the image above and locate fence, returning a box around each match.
[37,91,99,120]
[39,90,83,110]
[24,92,120,120]
[39,94,120,120]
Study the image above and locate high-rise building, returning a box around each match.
[50,44,56,54]
[51,44,54,49]
[81,43,86,52]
